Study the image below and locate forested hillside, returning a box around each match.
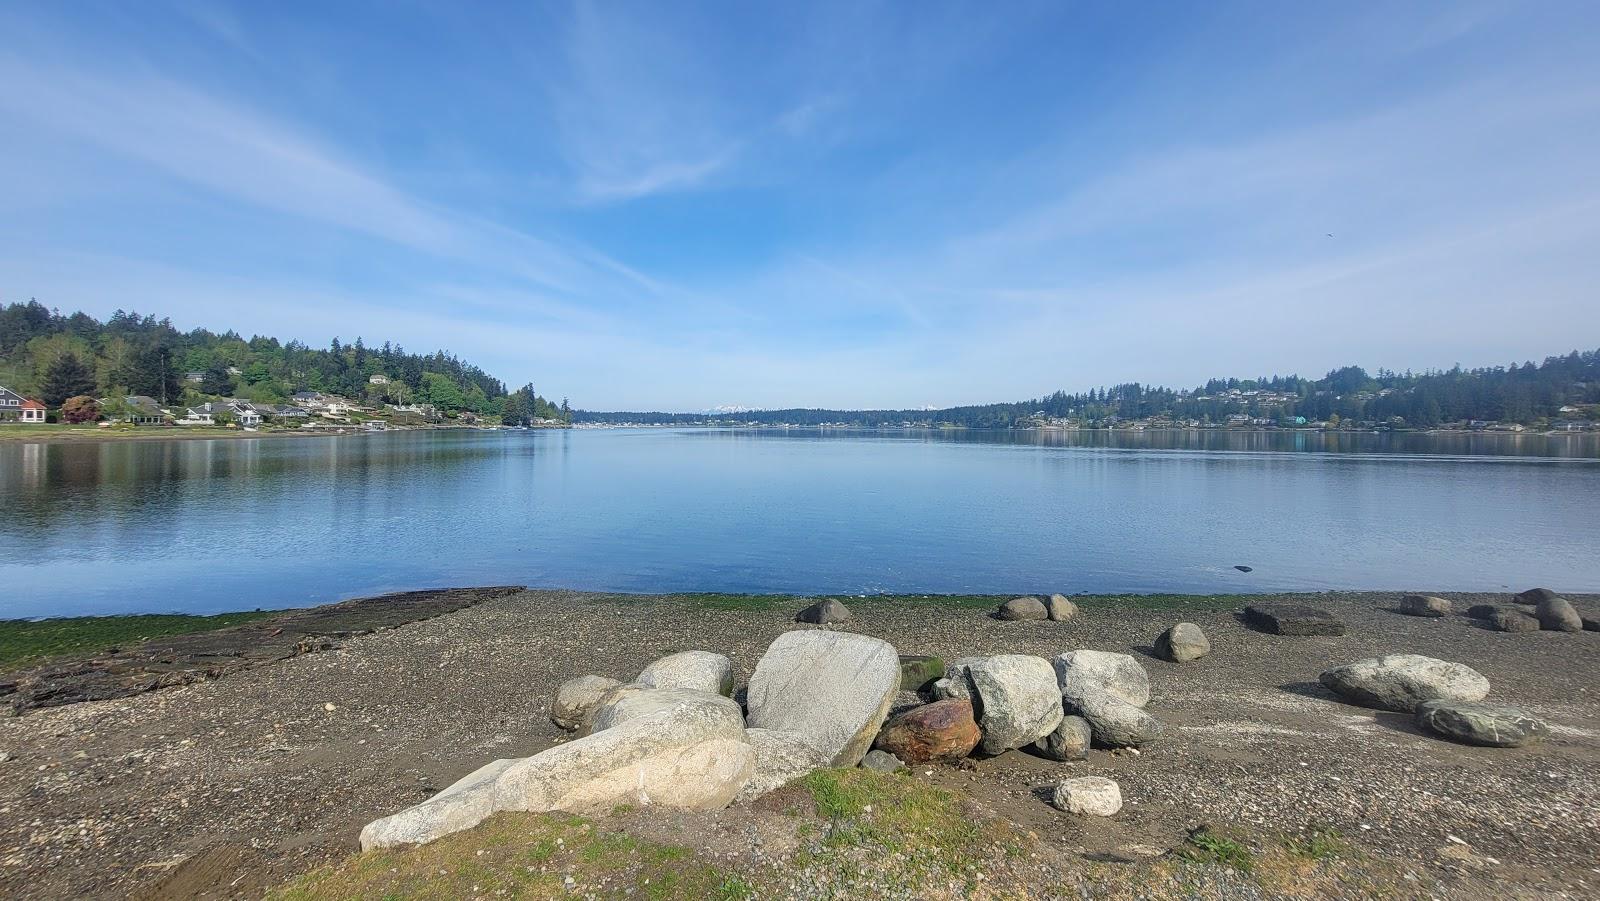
[0,300,568,422]
[578,350,1600,429]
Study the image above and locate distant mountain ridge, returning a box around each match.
[577,349,1600,430]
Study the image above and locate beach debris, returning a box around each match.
[636,651,734,696]
[736,728,828,803]
[1514,587,1558,606]
[965,655,1063,755]
[361,691,754,850]
[745,630,899,766]
[794,598,851,625]
[1414,700,1549,748]
[1052,776,1122,816]
[1052,650,1151,707]
[897,655,945,692]
[1398,595,1453,617]
[873,699,981,763]
[1045,594,1079,622]
[1319,654,1490,713]
[860,749,904,773]
[996,596,1049,621]
[1154,622,1211,662]
[1242,603,1346,636]
[1490,609,1540,633]
[550,675,621,731]
[1534,597,1582,632]
[1031,714,1092,761]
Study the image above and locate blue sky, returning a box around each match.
[2,1,1598,410]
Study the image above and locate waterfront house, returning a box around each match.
[364,419,388,431]
[0,386,47,423]
[368,374,390,385]
[184,371,205,384]
[111,396,172,425]
[176,408,214,425]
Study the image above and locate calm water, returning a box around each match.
[2,428,1598,618]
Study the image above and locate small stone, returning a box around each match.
[1045,594,1079,622]
[1535,597,1582,632]
[323,702,337,712]
[1398,595,1452,617]
[1032,715,1092,761]
[1051,776,1122,816]
[1514,587,1558,606]
[1414,700,1549,748]
[897,655,946,692]
[996,596,1049,621]
[1153,623,1210,662]
[1491,609,1540,633]
[795,599,851,625]
[860,750,903,773]
[1242,603,1345,636]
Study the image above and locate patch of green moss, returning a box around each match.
[0,610,285,670]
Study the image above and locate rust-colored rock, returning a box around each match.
[872,699,981,763]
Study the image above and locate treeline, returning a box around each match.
[576,349,1600,428]
[0,300,569,421]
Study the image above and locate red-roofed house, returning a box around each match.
[0,386,47,423]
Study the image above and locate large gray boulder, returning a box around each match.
[585,685,743,735]
[637,651,735,696]
[1046,594,1080,622]
[967,655,1064,755]
[550,675,622,731]
[1414,700,1549,748]
[1514,587,1558,606]
[997,596,1049,621]
[1069,687,1166,747]
[795,599,851,624]
[735,728,829,802]
[1032,714,1092,761]
[745,630,900,766]
[1399,595,1452,617]
[1154,623,1210,662]
[1492,609,1541,632]
[1242,603,1345,636]
[1051,650,1151,707]
[362,690,753,849]
[1318,654,1490,713]
[1535,597,1582,632]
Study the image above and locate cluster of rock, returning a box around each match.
[1318,653,1548,748]
[995,594,1079,622]
[1461,587,1594,633]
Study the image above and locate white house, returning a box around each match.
[369,374,391,385]
[0,386,46,423]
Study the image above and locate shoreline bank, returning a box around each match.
[0,422,569,445]
[0,588,1595,899]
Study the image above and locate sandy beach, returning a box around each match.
[1,589,1597,900]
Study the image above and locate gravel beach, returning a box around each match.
[1,589,1597,900]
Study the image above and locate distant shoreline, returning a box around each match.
[0,422,569,445]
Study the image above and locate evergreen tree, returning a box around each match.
[40,352,96,406]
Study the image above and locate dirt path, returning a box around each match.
[0,590,1596,899]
